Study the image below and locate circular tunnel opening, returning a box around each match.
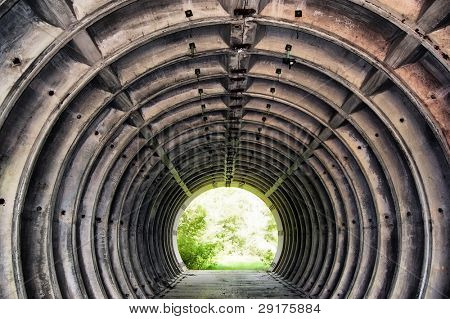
[175,187,279,271]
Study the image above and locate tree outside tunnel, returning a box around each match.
[176,188,278,270]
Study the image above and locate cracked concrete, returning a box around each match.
[0,0,448,299]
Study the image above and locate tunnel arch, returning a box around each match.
[0,0,448,299]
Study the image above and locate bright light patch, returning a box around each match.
[177,187,278,270]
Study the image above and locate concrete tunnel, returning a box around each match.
[0,0,449,299]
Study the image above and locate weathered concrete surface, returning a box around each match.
[158,271,304,299]
[0,0,448,299]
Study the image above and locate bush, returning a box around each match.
[177,206,221,269]
[261,249,275,266]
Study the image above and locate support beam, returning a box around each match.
[265,157,303,197]
[341,94,362,113]
[63,15,133,111]
[360,68,389,95]
[26,0,75,29]
[69,30,103,66]
[154,143,192,196]
[385,34,424,68]
[223,18,258,186]
[111,92,134,112]
[64,22,189,196]
[417,0,450,34]
[217,0,271,16]
[264,91,361,198]
[97,68,122,93]
[143,127,192,197]
[127,110,145,128]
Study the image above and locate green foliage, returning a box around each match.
[177,206,221,270]
[261,249,275,265]
[264,215,278,243]
[176,188,279,270]
[209,261,268,270]
[247,246,275,267]
[217,215,246,253]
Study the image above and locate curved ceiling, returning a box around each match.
[0,0,449,299]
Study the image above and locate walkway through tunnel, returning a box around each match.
[0,0,449,299]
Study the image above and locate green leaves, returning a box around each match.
[176,188,278,270]
[177,206,220,270]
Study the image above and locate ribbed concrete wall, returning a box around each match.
[0,0,449,299]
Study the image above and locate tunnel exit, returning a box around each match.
[175,187,279,271]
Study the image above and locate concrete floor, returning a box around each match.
[157,271,304,299]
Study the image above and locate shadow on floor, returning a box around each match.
[156,270,305,299]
